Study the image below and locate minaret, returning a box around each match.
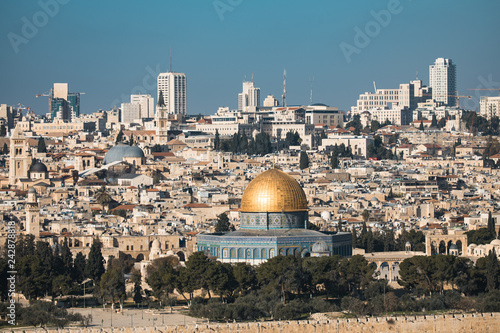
[26,187,40,238]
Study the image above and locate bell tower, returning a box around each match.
[9,128,32,185]
[26,187,40,238]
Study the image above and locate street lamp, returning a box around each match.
[80,278,93,309]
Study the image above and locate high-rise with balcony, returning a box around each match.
[429,58,456,106]
[157,72,187,115]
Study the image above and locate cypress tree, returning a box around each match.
[85,238,105,282]
[299,151,309,170]
[487,211,496,237]
[214,129,220,151]
[37,136,47,153]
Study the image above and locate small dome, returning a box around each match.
[31,161,47,173]
[151,239,160,250]
[469,243,477,248]
[312,241,330,253]
[450,244,458,250]
[166,250,175,256]
[491,239,500,246]
[28,187,36,194]
[321,211,331,221]
[405,241,411,246]
[103,144,145,165]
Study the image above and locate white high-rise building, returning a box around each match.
[429,58,456,106]
[157,72,187,115]
[480,96,500,120]
[238,81,260,112]
[131,94,155,118]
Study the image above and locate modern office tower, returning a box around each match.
[121,102,141,123]
[263,94,279,107]
[238,81,260,112]
[49,83,82,121]
[429,58,456,106]
[130,94,155,119]
[157,72,187,115]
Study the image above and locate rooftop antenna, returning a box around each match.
[251,72,254,83]
[282,69,287,107]
[373,81,377,93]
[310,76,314,105]
[416,69,419,80]
[169,46,172,72]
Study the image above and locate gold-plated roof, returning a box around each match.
[240,168,308,212]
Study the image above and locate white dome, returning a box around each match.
[166,250,175,256]
[469,243,477,248]
[491,239,500,246]
[321,211,332,221]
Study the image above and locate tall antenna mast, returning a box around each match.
[251,72,254,83]
[416,69,419,80]
[310,76,314,105]
[282,69,287,107]
[169,46,172,72]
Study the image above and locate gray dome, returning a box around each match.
[312,241,330,253]
[28,187,36,194]
[31,161,47,173]
[103,144,145,164]
[450,244,458,250]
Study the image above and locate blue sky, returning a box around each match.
[1,0,499,115]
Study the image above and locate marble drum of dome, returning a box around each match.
[240,168,309,230]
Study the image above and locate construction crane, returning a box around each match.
[423,91,471,108]
[467,88,500,96]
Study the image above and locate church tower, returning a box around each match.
[26,187,40,238]
[155,90,170,142]
[9,128,32,185]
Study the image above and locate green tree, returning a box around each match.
[100,269,126,309]
[85,239,105,282]
[214,129,220,151]
[61,237,73,275]
[431,114,438,128]
[256,255,307,304]
[73,252,86,283]
[0,124,6,137]
[215,212,230,232]
[37,136,47,153]
[419,121,425,131]
[232,263,257,296]
[487,211,496,237]
[206,261,237,301]
[466,228,495,245]
[299,151,309,170]
[129,133,134,146]
[115,128,124,144]
[95,185,113,211]
[2,142,8,154]
[146,259,178,308]
[370,120,381,132]
[486,249,500,291]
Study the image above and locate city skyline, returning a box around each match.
[0,0,499,116]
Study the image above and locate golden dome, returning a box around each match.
[240,168,308,212]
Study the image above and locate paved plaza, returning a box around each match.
[69,307,204,328]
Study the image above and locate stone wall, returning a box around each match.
[13,313,500,333]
